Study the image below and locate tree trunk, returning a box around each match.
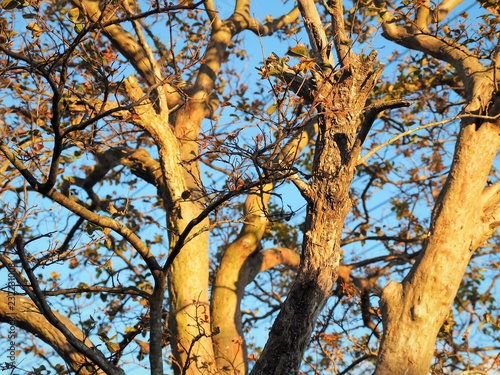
[375,119,500,374]
[251,52,382,374]
[211,192,270,374]
[167,99,216,375]
[167,209,214,375]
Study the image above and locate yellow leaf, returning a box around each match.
[267,104,277,115]
[68,7,80,23]
[74,23,85,33]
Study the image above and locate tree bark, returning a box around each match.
[251,47,383,373]
[0,292,107,375]
[210,192,271,374]
[374,116,500,374]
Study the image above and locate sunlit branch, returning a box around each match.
[163,172,296,271]
[246,7,301,36]
[245,247,301,284]
[298,0,332,68]
[432,0,464,23]
[374,0,483,87]
[204,0,221,28]
[76,0,183,108]
[96,1,206,28]
[358,113,500,165]
[415,0,431,30]
[0,292,106,375]
[15,236,125,375]
[320,0,352,65]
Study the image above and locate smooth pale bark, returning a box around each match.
[372,1,500,372]
[122,75,209,374]
[0,292,106,375]
[165,26,234,373]
[375,120,500,374]
[167,209,213,375]
[211,192,271,374]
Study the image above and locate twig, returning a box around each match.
[358,113,500,165]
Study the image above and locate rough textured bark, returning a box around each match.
[210,104,315,374]
[250,1,384,366]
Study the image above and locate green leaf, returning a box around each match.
[74,23,84,33]
[68,7,79,23]
[287,44,309,58]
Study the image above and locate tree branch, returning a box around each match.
[0,138,161,274]
[76,0,183,109]
[298,0,332,68]
[321,0,353,65]
[15,236,124,375]
[351,99,413,161]
[246,247,301,284]
[0,292,106,375]
[475,180,500,248]
[245,7,301,36]
[374,0,490,113]
[358,113,500,165]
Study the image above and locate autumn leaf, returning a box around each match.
[68,7,79,23]
[287,44,309,58]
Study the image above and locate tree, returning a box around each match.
[0,0,499,374]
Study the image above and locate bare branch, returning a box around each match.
[298,0,332,67]
[15,236,125,375]
[415,0,431,31]
[246,247,301,283]
[0,139,160,273]
[76,0,183,109]
[358,113,500,165]
[0,292,106,375]
[475,181,500,248]
[431,0,464,23]
[351,99,413,161]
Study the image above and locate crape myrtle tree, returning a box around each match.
[0,0,499,374]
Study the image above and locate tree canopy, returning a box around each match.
[0,0,499,374]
